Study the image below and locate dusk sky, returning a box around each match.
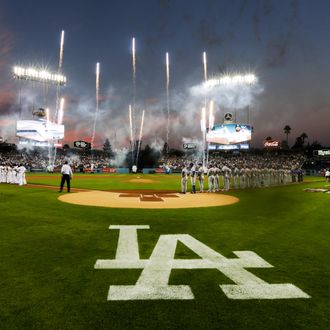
[0,0,330,149]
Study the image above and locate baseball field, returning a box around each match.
[0,173,329,329]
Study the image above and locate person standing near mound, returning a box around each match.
[59,161,73,193]
[181,164,189,194]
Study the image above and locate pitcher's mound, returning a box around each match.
[58,191,239,209]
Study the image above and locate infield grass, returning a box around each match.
[0,174,329,329]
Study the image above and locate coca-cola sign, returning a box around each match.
[264,140,280,148]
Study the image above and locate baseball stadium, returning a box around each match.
[1,1,330,329]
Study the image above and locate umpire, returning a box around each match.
[59,161,73,192]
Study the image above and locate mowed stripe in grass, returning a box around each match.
[0,175,329,329]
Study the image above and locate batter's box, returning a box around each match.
[119,194,141,198]
[140,194,164,202]
[157,193,179,198]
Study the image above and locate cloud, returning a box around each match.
[0,25,12,70]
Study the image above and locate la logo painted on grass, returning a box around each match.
[95,225,310,300]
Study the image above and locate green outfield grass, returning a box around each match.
[0,174,329,329]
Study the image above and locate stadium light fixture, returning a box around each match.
[204,73,257,88]
[13,66,67,86]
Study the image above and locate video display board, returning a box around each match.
[16,120,64,142]
[208,143,250,150]
[206,123,252,145]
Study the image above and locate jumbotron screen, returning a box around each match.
[206,123,252,145]
[16,120,64,142]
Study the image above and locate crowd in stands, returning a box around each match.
[0,150,112,172]
[0,148,315,178]
[2,148,329,192]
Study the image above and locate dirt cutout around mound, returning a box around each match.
[58,191,239,209]
[128,179,157,183]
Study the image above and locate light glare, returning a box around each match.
[13,66,67,85]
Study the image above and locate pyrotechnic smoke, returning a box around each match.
[206,100,215,166]
[111,147,129,167]
[200,106,206,132]
[150,137,165,152]
[91,62,100,150]
[165,51,170,156]
[182,137,204,155]
[46,108,50,122]
[190,78,263,110]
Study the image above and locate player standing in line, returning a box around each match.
[0,165,3,183]
[181,164,189,194]
[18,164,27,186]
[189,163,197,194]
[207,163,215,192]
[213,163,221,192]
[197,163,205,192]
[233,166,240,189]
[239,167,246,189]
[222,163,232,191]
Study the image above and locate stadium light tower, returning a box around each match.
[204,73,257,89]
[13,66,67,86]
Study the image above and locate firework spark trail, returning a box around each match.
[91,62,100,151]
[132,37,136,85]
[201,106,206,169]
[206,100,215,166]
[53,29,65,167]
[203,51,208,83]
[59,30,65,70]
[165,52,170,157]
[200,107,206,132]
[129,104,134,162]
[58,97,65,125]
[46,108,50,123]
[135,109,145,165]
[46,107,52,167]
[54,30,65,123]
[209,100,215,130]
[131,37,137,147]
[129,104,134,145]
[202,51,208,167]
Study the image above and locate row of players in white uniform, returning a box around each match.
[181,163,302,193]
[0,165,27,186]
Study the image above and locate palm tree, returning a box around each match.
[283,125,291,146]
[300,132,308,145]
